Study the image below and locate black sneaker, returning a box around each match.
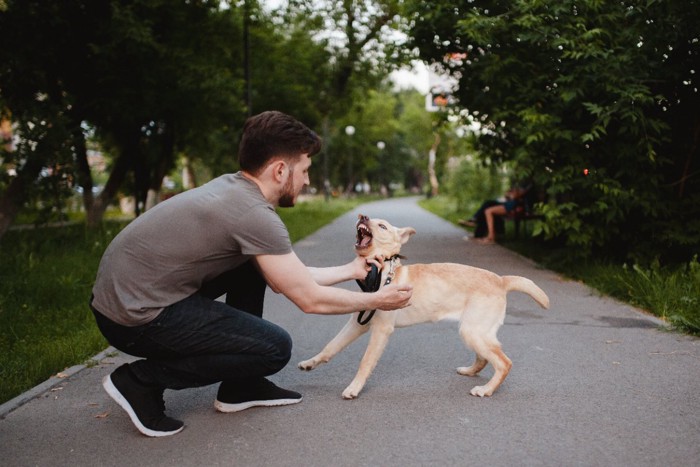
[214,378,302,413]
[102,364,184,437]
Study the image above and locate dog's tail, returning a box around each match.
[503,276,550,309]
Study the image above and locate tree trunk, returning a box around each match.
[144,125,176,211]
[182,156,197,189]
[0,182,27,239]
[428,133,440,197]
[0,156,44,239]
[145,189,159,211]
[678,117,700,199]
[72,124,95,213]
[86,150,130,228]
[133,146,148,217]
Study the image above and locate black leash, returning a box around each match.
[355,256,399,325]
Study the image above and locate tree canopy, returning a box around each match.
[0,0,424,236]
[0,0,246,230]
[407,0,700,262]
[4,0,697,264]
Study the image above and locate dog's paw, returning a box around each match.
[298,359,318,371]
[457,366,480,377]
[342,383,362,400]
[469,385,493,397]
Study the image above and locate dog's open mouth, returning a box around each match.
[355,215,372,250]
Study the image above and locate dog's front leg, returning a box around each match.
[342,318,395,400]
[298,315,369,371]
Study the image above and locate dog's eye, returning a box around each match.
[378,224,387,230]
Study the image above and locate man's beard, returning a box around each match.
[278,169,296,208]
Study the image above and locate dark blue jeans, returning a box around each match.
[90,261,292,390]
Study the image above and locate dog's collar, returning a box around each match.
[381,254,401,282]
[355,255,402,325]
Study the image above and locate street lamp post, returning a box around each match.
[377,141,386,196]
[322,117,331,201]
[345,125,355,193]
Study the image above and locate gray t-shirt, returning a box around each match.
[92,172,292,326]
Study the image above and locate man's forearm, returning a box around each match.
[294,282,413,316]
[307,263,356,286]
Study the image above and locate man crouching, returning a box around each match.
[90,111,412,437]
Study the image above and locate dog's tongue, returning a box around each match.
[360,235,371,247]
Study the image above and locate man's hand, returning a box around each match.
[373,283,413,310]
[350,255,384,281]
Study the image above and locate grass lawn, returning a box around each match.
[420,195,700,336]
[0,196,365,405]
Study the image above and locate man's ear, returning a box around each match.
[270,160,287,182]
[398,227,416,245]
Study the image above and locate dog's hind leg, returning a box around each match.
[458,299,511,397]
[457,323,489,377]
[457,353,488,377]
[467,340,511,397]
[298,315,368,371]
[342,320,395,399]
[459,329,512,397]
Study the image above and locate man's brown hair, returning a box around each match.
[238,111,322,175]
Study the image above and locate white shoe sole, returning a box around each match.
[214,396,302,413]
[102,374,184,437]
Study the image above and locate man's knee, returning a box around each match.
[267,326,293,371]
[276,329,293,366]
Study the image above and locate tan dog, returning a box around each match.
[298,214,550,399]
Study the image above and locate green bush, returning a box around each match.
[444,157,505,215]
[408,0,700,263]
[585,258,700,335]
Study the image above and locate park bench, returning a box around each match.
[504,205,542,238]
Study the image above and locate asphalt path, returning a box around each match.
[1,196,698,466]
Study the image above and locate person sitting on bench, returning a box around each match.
[460,182,532,244]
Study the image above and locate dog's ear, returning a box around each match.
[398,227,416,245]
